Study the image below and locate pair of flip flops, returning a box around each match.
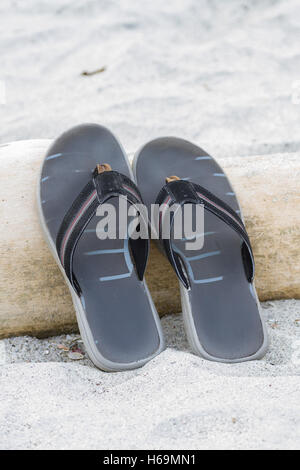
[38,124,268,371]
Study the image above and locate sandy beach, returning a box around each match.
[1,0,300,156]
[0,0,300,450]
[1,300,300,449]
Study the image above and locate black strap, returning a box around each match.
[155,179,254,289]
[56,168,149,294]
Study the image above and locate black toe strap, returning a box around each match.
[56,167,149,294]
[155,179,254,289]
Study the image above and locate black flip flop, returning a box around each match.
[134,137,268,363]
[38,124,164,371]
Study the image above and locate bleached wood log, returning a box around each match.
[0,140,299,338]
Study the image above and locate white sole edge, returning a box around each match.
[180,282,269,363]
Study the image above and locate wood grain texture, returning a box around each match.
[0,140,299,338]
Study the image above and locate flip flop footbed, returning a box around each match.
[38,124,164,370]
[134,137,268,362]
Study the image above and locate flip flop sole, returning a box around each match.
[38,124,164,371]
[134,137,268,362]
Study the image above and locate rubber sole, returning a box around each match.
[133,137,268,363]
[37,124,165,371]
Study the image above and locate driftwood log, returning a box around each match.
[0,140,299,338]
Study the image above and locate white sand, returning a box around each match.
[1,0,300,156]
[0,0,300,450]
[0,300,300,450]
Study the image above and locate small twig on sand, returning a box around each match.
[81,67,106,77]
